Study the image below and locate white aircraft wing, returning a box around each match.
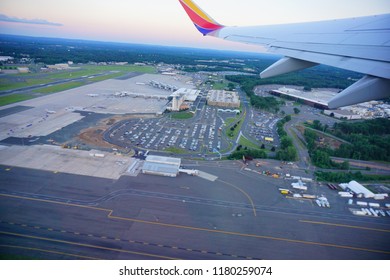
[179,0,390,108]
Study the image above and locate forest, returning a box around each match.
[305,118,390,165]
[0,34,262,66]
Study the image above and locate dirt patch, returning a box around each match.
[78,126,113,148]
[297,125,344,150]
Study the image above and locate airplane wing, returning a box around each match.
[178,0,390,109]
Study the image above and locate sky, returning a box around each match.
[1,0,389,52]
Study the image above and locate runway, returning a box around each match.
[1,165,389,260]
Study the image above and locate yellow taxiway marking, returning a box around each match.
[2,193,390,255]
[217,179,257,217]
[0,231,179,260]
[0,244,99,260]
[300,220,390,233]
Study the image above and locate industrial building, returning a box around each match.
[207,90,240,108]
[141,155,181,177]
[323,109,361,120]
[270,87,330,109]
[339,181,374,198]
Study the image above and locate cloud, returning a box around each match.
[0,14,63,26]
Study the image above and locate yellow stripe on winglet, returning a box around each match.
[181,0,216,23]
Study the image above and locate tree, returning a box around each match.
[293,108,300,114]
[340,161,350,170]
[281,136,293,150]
[313,120,322,131]
[277,146,297,161]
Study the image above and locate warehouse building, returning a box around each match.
[339,181,374,198]
[323,109,361,120]
[207,90,240,108]
[141,155,181,177]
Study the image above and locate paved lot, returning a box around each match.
[246,110,280,147]
[106,105,240,156]
[0,163,389,260]
[0,145,135,179]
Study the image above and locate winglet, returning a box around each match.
[179,0,224,36]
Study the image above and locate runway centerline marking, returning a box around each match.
[2,193,390,255]
[0,231,179,260]
[1,221,259,260]
[300,220,390,233]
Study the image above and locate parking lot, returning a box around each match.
[106,104,241,156]
[246,110,280,147]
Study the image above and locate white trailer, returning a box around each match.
[179,169,199,176]
[338,192,353,198]
[292,185,307,191]
[369,208,379,217]
[353,210,367,216]
[362,208,372,216]
[369,202,380,208]
[378,210,386,217]
[356,201,368,206]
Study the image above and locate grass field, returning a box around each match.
[0,64,156,106]
[239,135,261,150]
[169,111,194,120]
[33,81,86,94]
[164,147,188,154]
[0,64,156,91]
[0,94,34,106]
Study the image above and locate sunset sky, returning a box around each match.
[1,0,389,52]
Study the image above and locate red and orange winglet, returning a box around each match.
[179,0,224,35]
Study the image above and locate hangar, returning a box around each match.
[141,155,181,177]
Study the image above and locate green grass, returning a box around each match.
[0,64,157,105]
[239,135,261,150]
[225,116,240,127]
[0,94,34,106]
[170,111,194,120]
[226,111,246,140]
[0,64,156,91]
[33,81,85,94]
[212,81,228,90]
[164,147,187,154]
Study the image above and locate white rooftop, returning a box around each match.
[145,155,181,167]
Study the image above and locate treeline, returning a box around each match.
[305,118,390,163]
[0,34,261,65]
[227,149,267,160]
[315,171,390,183]
[332,119,390,161]
[227,63,361,90]
[275,115,297,161]
[226,75,283,112]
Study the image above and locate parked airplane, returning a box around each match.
[178,0,390,108]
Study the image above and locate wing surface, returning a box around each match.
[179,0,390,108]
